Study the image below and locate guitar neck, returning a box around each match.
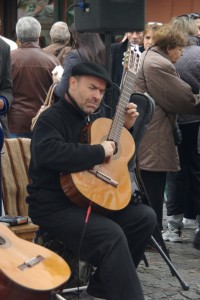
[108,70,135,143]
[108,44,141,144]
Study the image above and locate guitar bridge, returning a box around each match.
[18,255,45,271]
[89,169,118,188]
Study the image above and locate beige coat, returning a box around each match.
[133,46,200,172]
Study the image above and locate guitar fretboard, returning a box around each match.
[108,71,135,143]
[108,44,141,144]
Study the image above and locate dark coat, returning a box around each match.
[111,40,143,87]
[0,38,13,137]
[175,43,200,124]
[111,39,128,87]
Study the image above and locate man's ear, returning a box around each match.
[69,76,77,90]
[166,45,172,52]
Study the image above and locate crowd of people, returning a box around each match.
[0,10,200,300]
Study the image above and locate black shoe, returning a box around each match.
[193,229,200,250]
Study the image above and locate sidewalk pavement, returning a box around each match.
[62,205,200,300]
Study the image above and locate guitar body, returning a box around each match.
[0,224,71,300]
[61,118,135,211]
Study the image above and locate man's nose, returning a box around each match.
[132,32,138,37]
[93,90,102,100]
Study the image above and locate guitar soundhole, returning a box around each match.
[107,139,119,156]
[113,142,122,158]
[0,236,6,245]
[114,144,118,155]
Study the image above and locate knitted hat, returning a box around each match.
[71,62,112,88]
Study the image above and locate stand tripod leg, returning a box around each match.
[50,291,66,300]
[143,254,149,267]
[152,224,171,260]
[150,236,189,291]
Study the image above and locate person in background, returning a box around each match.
[43,21,71,66]
[175,13,200,39]
[121,31,144,45]
[53,23,106,99]
[27,61,157,300]
[8,16,59,138]
[0,38,13,138]
[0,36,13,216]
[181,12,200,37]
[141,22,163,51]
[163,16,200,250]
[111,31,143,87]
[193,13,200,37]
[132,24,200,239]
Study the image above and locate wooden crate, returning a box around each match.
[9,223,39,242]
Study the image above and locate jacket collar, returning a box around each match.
[150,46,170,61]
[19,42,40,49]
[64,92,90,123]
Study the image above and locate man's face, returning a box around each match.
[69,76,106,115]
[126,31,143,45]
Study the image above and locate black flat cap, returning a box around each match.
[71,62,112,88]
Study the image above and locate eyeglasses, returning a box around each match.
[148,22,163,26]
[179,13,200,19]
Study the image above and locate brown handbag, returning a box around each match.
[31,83,57,131]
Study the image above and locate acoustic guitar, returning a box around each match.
[60,45,141,211]
[0,224,71,300]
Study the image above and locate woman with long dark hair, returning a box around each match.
[54,23,106,98]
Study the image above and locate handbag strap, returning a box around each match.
[43,83,58,106]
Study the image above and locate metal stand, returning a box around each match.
[51,287,88,300]
[104,32,112,74]
[62,285,87,294]
[150,236,189,291]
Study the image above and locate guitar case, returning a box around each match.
[128,92,155,183]
[129,92,155,162]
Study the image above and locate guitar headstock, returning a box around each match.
[122,44,141,75]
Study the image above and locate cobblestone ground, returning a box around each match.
[61,206,200,300]
[139,228,200,300]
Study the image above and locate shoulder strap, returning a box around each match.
[44,83,57,106]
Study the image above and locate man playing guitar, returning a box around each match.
[27,62,156,300]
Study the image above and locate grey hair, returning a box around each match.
[170,16,197,36]
[50,21,70,44]
[16,16,41,43]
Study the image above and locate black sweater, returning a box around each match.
[27,98,106,218]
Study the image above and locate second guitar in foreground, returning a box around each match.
[0,224,71,300]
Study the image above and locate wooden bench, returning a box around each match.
[1,138,38,241]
